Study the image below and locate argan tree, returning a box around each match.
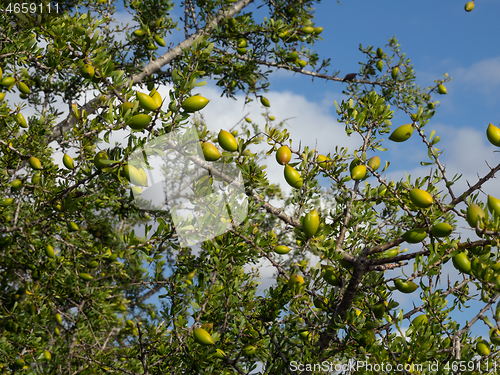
[0,0,499,374]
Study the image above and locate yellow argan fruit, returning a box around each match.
[181,96,210,112]
[487,195,500,216]
[242,345,257,356]
[317,154,331,169]
[486,123,500,147]
[0,77,15,86]
[452,252,471,274]
[45,244,55,258]
[383,248,399,257]
[284,165,303,189]
[137,92,159,112]
[412,314,428,326]
[129,114,152,130]
[303,209,319,238]
[402,228,427,243]
[93,151,109,169]
[489,328,500,345]
[63,154,74,170]
[351,165,366,180]
[260,96,270,107]
[288,274,304,287]
[17,82,31,94]
[43,350,51,361]
[274,245,291,254]
[391,67,399,79]
[133,29,144,37]
[394,279,418,294]
[296,59,307,68]
[150,88,162,107]
[476,340,490,356]
[16,113,28,128]
[80,64,95,79]
[79,272,93,281]
[0,92,5,101]
[389,124,413,142]
[465,1,474,11]
[409,188,433,208]
[0,67,2,80]
[376,60,383,71]
[123,164,143,186]
[302,26,314,34]
[193,327,214,345]
[68,222,79,232]
[437,84,447,94]
[430,222,453,237]
[120,101,135,115]
[276,146,292,165]
[367,156,380,171]
[466,203,485,228]
[138,167,148,186]
[154,35,166,47]
[201,142,221,161]
[29,156,42,170]
[237,38,247,48]
[218,130,238,152]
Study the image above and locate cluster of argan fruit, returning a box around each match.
[0,67,31,128]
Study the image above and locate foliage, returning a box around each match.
[0,0,499,374]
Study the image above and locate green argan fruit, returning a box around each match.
[389,124,413,142]
[302,26,314,34]
[237,38,247,48]
[303,209,319,238]
[373,302,386,319]
[286,51,299,61]
[383,248,399,257]
[93,151,109,169]
[296,59,307,68]
[16,113,28,128]
[193,327,214,345]
[465,1,474,11]
[218,130,238,152]
[129,114,152,130]
[288,274,304,287]
[154,35,166,47]
[260,96,270,107]
[55,313,62,325]
[0,198,14,207]
[430,222,453,237]
[79,272,93,281]
[394,279,418,294]
[376,47,384,58]
[351,165,366,180]
[243,345,257,356]
[486,123,500,147]
[138,167,148,186]
[376,60,384,72]
[123,164,143,186]
[489,328,500,345]
[29,156,42,170]
[43,350,52,361]
[0,77,15,86]
[146,43,157,50]
[68,222,79,232]
[13,359,26,368]
[236,47,247,55]
[402,228,427,243]
[150,88,162,107]
[133,29,144,37]
[181,95,210,112]
[367,155,380,171]
[409,188,434,208]
[274,245,291,254]
[391,67,399,79]
[80,64,95,79]
[137,92,159,112]
[201,142,222,161]
[213,349,226,359]
[412,314,428,326]
[284,165,303,189]
[437,84,447,94]
[321,265,341,286]
[276,146,292,165]
[17,82,31,94]
[32,171,41,184]
[313,26,323,34]
[45,244,55,258]
[487,195,500,216]
[63,154,74,170]
[466,203,485,228]
[11,179,22,192]
[317,154,330,169]
[452,252,471,274]
[476,340,490,356]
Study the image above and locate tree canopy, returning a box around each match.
[1,0,499,374]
